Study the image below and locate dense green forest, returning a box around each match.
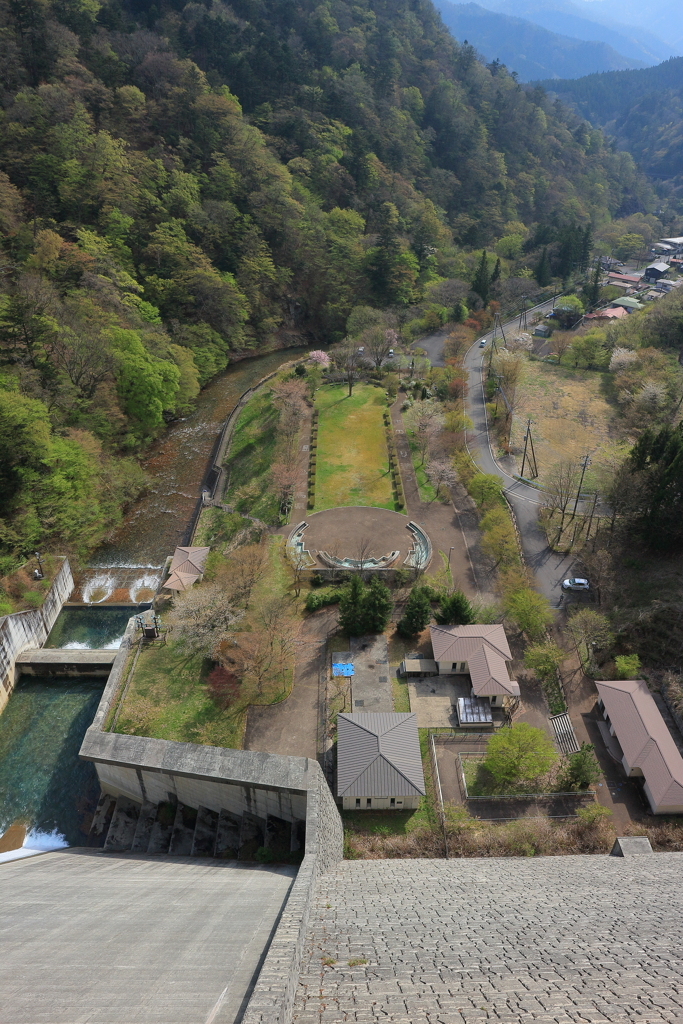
[538,58,683,203]
[0,0,658,567]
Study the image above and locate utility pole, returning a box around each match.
[518,297,528,332]
[519,420,539,479]
[572,453,591,519]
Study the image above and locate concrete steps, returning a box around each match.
[90,794,303,862]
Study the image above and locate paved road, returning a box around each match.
[417,301,577,606]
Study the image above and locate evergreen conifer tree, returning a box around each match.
[580,225,593,272]
[491,257,501,285]
[471,250,491,305]
[534,246,552,287]
[434,590,473,626]
[586,260,601,308]
[361,577,394,633]
[338,574,365,636]
[397,585,432,638]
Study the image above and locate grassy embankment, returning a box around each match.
[110,536,295,748]
[313,385,394,511]
[0,556,62,616]
[223,387,282,524]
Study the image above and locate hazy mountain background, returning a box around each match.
[476,0,674,62]
[435,2,647,80]
[538,58,683,186]
[433,0,680,81]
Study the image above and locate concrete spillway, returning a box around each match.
[15,649,117,674]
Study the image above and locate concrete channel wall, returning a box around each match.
[80,653,344,1024]
[0,557,74,713]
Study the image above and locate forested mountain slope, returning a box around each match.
[434,2,647,81]
[538,58,683,190]
[0,0,653,564]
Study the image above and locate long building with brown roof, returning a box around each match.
[597,678,683,814]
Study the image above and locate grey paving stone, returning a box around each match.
[293,855,683,1024]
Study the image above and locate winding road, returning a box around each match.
[418,303,577,607]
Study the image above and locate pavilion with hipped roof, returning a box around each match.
[163,546,210,592]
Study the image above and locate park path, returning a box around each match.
[243,604,338,759]
[389,396,492,603]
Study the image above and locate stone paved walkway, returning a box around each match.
[294,855,683,1024]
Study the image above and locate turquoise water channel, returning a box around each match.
[0,675,103,848]
[45,605,140,649]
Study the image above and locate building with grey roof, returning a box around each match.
[337,712,425,810]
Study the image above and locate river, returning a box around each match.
[80,346,307,594]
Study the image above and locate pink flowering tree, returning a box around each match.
[308,350,330,367]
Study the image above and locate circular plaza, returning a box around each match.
[287,507,432,572]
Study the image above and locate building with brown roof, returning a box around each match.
[596,679,683,814]
[336,712,425,810]
[429,624,520,707]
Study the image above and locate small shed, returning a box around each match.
[337,712,425,810]
[532,324,550,338]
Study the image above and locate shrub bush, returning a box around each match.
[614,653,641,679]
[305,589,342,612]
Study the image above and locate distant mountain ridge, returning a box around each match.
[470,0,674,65]
[434,2,647,81]
[537,58,683,183]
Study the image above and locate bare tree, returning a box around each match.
[290,548,310,597]
[335,343,362,397]
[425,458,456,499]
[364,327,398,370]
[271,460,297,516]
[355,536,373,573]
[166,584,241,657]
[405,401,444,465]
[227,543,267,608]
[550,332,574,365]
[544,460,580,543]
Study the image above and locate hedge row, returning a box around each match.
[308,409,319,510]
[385,424,405,511]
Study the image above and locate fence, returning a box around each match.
[457,752,593,801]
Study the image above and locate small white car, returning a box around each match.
[479,339,487,348]
[562,577,590,592]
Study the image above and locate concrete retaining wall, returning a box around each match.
[0,557,74,712]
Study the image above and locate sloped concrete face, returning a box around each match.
[0,849,295,1024]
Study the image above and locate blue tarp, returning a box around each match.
[332,663,354,677]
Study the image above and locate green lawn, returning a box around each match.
[111,644,247,748]
[111,539,296,749]
[313,384,394,510]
